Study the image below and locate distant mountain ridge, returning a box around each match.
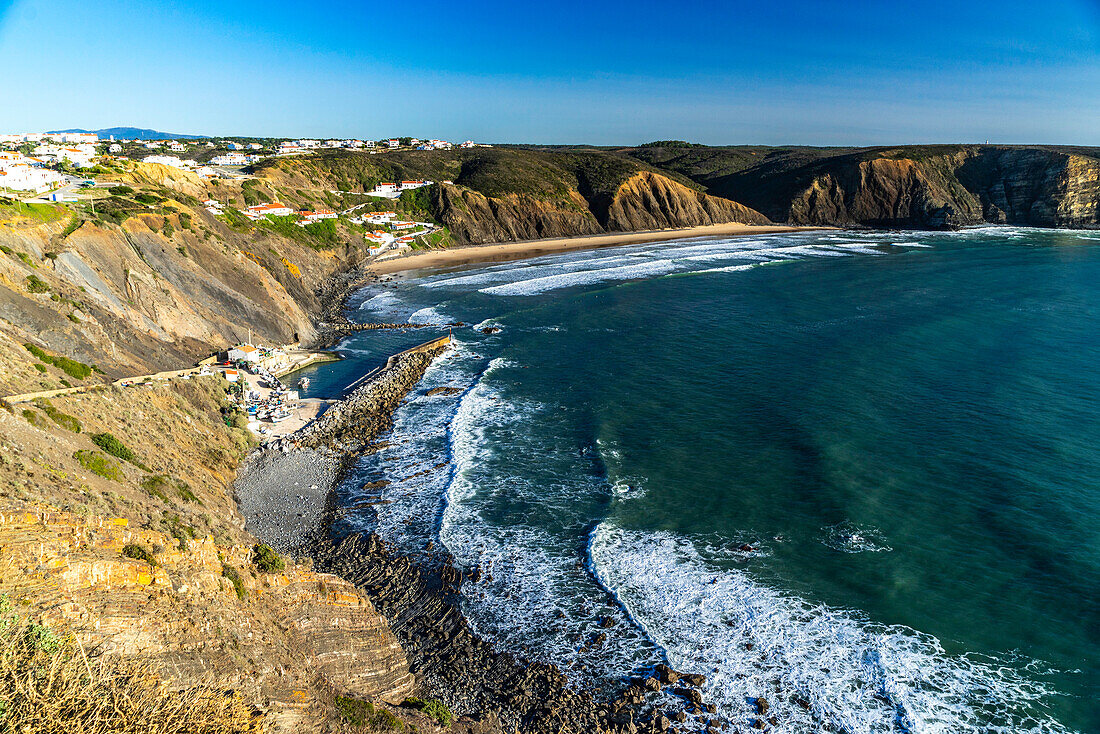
[46,126,206,140]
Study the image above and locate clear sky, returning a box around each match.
[1,0,1098,145]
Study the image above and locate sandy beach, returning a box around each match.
[372,223,830,275]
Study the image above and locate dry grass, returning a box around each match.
[0,599,264,733]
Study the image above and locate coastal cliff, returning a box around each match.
[254,148,772,246]
[427,171,769,245]
[0,164,377,396]
[628,144,1100,229]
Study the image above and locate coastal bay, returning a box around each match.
[274,225,1099,734]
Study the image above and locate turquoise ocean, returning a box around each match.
[295,227,1099,733]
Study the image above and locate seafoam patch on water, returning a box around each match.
[821,521,893,554]
[357,289,404,313]
[588,525,1074,734]
[409,305,455,325]
[479,259,682,296]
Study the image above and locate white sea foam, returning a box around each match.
[588,525,1074,733]
[409,305,454,325]
[358,290,403,312]
[433,360,657,680]
[821,521,893,554]
[479,259,681,296]
[696,263,764,274]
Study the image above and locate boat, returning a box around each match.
[298,376,310,390]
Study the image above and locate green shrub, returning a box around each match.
[17,252,36,268]
[134,193,161,205]
[252,543,285,573]
[335,695,375,726]
[140,474,171,502]
[121,543,157,566]
[52,355,92,380]
[25,275,49,293]
[90,432,148,470]
[33,363,46,373]
[221,565,247,601]
[33,399,81,432]
[22,343,94,380]
[60,215,82,238]
[22,409,47,429]
[403,698,452,727]
[108,185,134,195]
[374,709,404,731]
[73,450,122,480]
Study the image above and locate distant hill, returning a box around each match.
[46,127,206,140]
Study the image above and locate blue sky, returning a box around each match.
[1,0,1098,144]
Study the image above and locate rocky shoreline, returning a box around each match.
[235,284,725,734]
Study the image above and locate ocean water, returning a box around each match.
[296,228,1099,733]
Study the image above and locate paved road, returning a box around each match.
[22,174,83,203]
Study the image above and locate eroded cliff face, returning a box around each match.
[428,171,771,245]
[706,147,1100,229]
[786,156,984,228]
[0,188,353,395]
[428,186,604,245]
[954,149,1100,226]
[595,171,771,231]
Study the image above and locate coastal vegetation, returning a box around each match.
[0,596,259,733]
[251,543,284,573]
[122,542,157,565]
[23,343,96,381]
[73,448,123,480]
[90,431,148,470]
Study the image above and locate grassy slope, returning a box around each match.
[253,147,704,205]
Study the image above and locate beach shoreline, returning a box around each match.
[372,223,831,275]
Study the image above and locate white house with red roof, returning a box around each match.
[243,202,294,219]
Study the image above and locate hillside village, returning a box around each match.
[0,130,469,255]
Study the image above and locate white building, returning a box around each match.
[0,155,64,192]
[228,345,262,364]
[144,155,190,169]
[248,143,263,150]
[244,202,294,219]
[32,143,96,167]
[211,152,248,166]
[386,139,400,148]
[297,208,337,221]
[168,142,187,152]
[108,143,122,153]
